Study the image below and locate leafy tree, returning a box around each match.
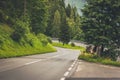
[66,4,72,17]
[59,7,70,45]
[81,0,120,56]
[29,0,49,34]
[45,0,62,36]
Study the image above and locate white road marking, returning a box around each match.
[64,71,69,77]
[25,60,42,65]
[25,54,67,66]
[75,59,77,61]
[68,67,72,71]
[60,60,78,80]
[60,77,65,80]
[71,64,74,67]
[72,62,75,65]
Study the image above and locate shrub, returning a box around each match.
[11,31,21,42]
[102,49,118,61]
[0,38,3,49]
[11,19,30,42]
[37,33,49,46]
[71,42,75,47]
[47,37,52,43]
[37,33,47,40]
[41,39,48,46]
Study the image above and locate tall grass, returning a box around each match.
[79,53,120,67]
[0,24,56,58]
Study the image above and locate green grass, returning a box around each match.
[52,42,85,51]
[0,24,56,58]
[0,43,56,58]
[79,53,120,67]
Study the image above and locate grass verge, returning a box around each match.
[0,24,57,58]
[79,53,120,67]
[0,43,56,58]
[52,42,85,51]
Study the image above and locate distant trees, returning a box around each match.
[29,0,49,34]
[44,1,81,44]
[0,0,82,45]
[59,7,70,44]
[51,10,61,37]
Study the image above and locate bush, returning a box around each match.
[11,19,30,42]
[0,38,3,49]
[41,39,48,46]
[11,31,21,42]
[71,42,75,47]
[37,33,47,41]
[47,37,52,43]
[102,49,118,61]
[37,33,52,46]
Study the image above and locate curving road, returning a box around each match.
[0,47,80,80]
[0,46,120,80]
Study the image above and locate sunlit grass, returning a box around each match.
[0,43,56,58]
[79,53,120,67]
[0,24,57,58]
[52,42,85,51]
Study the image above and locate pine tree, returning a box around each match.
[81,0,120,55]
[51,10,61,38]
[59,7,70,45]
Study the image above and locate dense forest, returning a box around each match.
[0,0,81,58]
[81,0,120,60]
[0,0,120,60]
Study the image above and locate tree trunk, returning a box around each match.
[63,42,64,46]
[96,45,104,56]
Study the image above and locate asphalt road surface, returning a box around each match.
[0,47,120,80]
[66,60,120,80]
[0,47,80,80]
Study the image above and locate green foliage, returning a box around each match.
[79,53,120,67]
[29,0,49,34]
[70,42,75,47]
[81,0,120,47]
[52,42,85,51]
[51,10,61,37]
[47,37,52,44]
[81,0,120,56]
[0,0,83,58]
[102,48,119,61]
[59,24,70,44]
[37,33,52,46]
[0,24,56,58]
[45,0,82,41]
[11,18,30,42]
[59,7,71,44]
[41,39,48,46]
[66,4,71,17]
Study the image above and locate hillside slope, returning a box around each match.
[0,24,56,58]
